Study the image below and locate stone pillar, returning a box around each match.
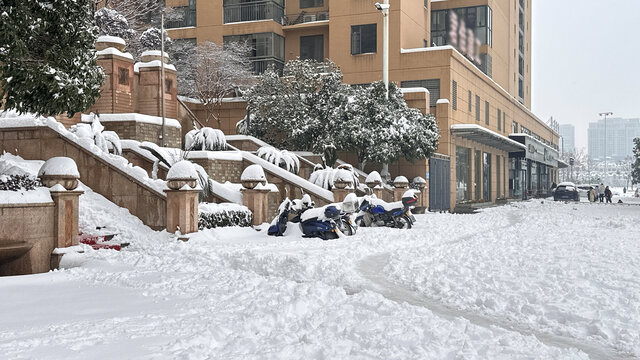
[50,190,83,248]
[393,177,409,202]
[89,36,135,116]
[165,189,200,235]
[332,188,352,202]
[372,186,385,200]
[241,188,271,225]
[136,51,178,120]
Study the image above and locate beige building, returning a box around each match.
[167,0,561,210]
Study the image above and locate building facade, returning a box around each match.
[559,124,575,154]
[167,0,559,209]
[588,118,640,161]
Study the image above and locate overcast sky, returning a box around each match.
[531,0,640,150]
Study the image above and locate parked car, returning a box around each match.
[553,182,579,201]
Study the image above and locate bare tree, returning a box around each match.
[192,41,254,127]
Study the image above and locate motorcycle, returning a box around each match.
[356,190,418,229]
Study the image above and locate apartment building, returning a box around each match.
[588,118,640,161]
[166,0,560,209]
[559,124,575,154]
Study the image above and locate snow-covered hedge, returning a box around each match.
[185,128,227,151]
[198,203,253,229]
[0,174,41,191]
[257,146,299,174]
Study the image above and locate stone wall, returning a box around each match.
[0,202,55,276]
[0,127,167,230]
[190,158,244,184]
[100,120,181,148]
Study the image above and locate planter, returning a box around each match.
[40,174,79,190]
[167,178,197,190]
[241,179,266,190]
[365,180,382,189]
[393,181,409,189]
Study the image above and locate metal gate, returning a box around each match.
[429,156,451,211]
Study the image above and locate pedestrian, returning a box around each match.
[636,188,640,198]
[605,186,613,203]
[594,184,601,202]
[599,183,605,203]
[589,187,596,202]
[623,187,627,194]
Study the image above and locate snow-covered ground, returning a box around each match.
[1,181,640,358]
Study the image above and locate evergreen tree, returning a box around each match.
[95,7,135,40]
[0,0,104,117]
[632,138,640,185]
[139,27,170,51]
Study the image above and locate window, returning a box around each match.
[300,0,323,8]
[503,113,506,133]
[167,0,197,28]
[475,95,480,121]
[468,90,472,112]
[224,32,285,74]
[351,24,377,55]
[483,152,492,200]
[452,80,457,110]
[512,121,518,133]
[518,77,524,101]
[165,78,173,93]
[401,79,440,107]
[117,67,129,85]
[485,101,490,125]
[496,155,501,198]
[456,146,471,202]
[497,109,501,130]
[300,35,324,62]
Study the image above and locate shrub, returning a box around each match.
[198,203,253,229]
[257,146,299,174]
[0,174,42,191]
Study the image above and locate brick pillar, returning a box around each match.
[89,37,135,116]
[372,186,384,200]
[165,189,200,235]
[332,188,352,202]
[136,51,178,120]
[241,188,271,225]
[50,190,83,249]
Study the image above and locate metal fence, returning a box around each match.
[223,1,284,24]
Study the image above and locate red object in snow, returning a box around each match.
[78,232,122,251]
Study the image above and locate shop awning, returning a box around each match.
[451,124,526,152]
[557,159,569,169]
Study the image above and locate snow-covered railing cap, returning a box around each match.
[140,50,169,63]
[166,160,198,190]
[241,165,267,189]
[332,168,354,189]
[365,171,382,186]
[436,98,450,105]
[95,35,126,52]
[38,157,80,190]
[393,176,409,188]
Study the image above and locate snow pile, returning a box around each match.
[0,153,50,204]
[0,187,53,204]
[241,164,266,182]
[256,146,300,174]
[365,170,382,184]
[38,157,79,177]
[167,160,198,180]
[81,113,181,129]
[96,35,126,46]
[413,176,426,185]
[0,153,44,177]
[332,168,353,184]
[96,47,134,60]
[309,165,360,191]
[393,175,409,185]
[184,127,227,151]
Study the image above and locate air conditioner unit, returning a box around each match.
[303,14,316,22]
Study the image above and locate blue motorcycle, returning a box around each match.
[356,191,418,229]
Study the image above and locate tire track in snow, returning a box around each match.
[356,205,638,360]
[358,254,637,360]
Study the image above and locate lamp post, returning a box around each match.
[599,112,612,183]
[160,11,166,147]
[375,1,390,99]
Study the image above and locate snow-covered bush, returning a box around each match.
[0,174,41,191]
[139,27,171,51]
[70,114,122,155]
[94,8,135,40]
[198,203,253,229]
[309,164,359,190]
[184,128,227,151]
[257,146,300,174]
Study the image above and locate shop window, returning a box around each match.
[118,67,129,86]
[351,24,377,55]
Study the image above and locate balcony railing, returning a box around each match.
[283,11,329,26]
[251,58,284,75]
[223,1,284,24]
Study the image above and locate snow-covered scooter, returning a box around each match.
[356,190,418,229]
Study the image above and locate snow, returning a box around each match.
[49,184,67,192]
[209,179,243,204]
[198,202,249,214]
[365,170,382,184]
[140,50,168,58]
[3,183,640,357]
[166,160,198,180]
[134,60,177,73]
[0,111,168,195]
[413,176,427,184]
[436,98,450,104]
[257,146,300,173]
[96,35,125,45]
[0,153,44,176]
[393,175,409,184]
[186,151,243,161]
[81,113,181,128]
[0,187,52,204]
[241,164,266,182]
[96,47,134,60]
[400,87,430,94]
[38,157,79,177]
[333,168,353,183]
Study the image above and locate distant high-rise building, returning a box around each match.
[588,118,640,161]
[559,124,575,154]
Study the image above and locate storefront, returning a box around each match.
[509,134,560,198]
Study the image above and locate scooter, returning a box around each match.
[356,190,418,229]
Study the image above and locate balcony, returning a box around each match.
[283,11,329,27]
[251,58,284,75]
[223,1,284,24]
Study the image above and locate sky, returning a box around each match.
[531,0,640,150]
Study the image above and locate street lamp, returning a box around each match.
[599,112,613,183]
[375,1,390,99]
